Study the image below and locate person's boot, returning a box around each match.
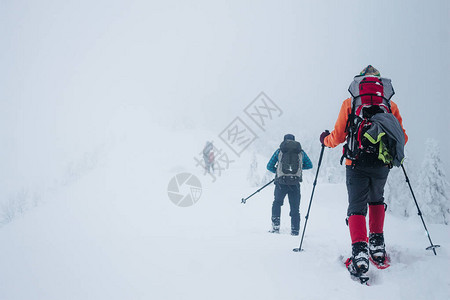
[369,232,386,264]
[291,214,300,236]
[350,241,369,275]
[270,217,280,233]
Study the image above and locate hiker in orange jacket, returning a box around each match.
[320,65,408,278]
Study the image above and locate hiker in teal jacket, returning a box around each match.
[267,134,312,235]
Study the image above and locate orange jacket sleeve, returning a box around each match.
[390,101,408,144]
[324,98,408,148]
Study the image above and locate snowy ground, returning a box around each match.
[0,127,449,300]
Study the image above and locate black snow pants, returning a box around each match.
[346,165,390,216]
[272,182,301,231]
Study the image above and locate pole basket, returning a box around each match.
[426,245,441,251]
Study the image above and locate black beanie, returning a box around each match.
[284,134,295,141]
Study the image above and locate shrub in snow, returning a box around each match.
[0,189,29,225]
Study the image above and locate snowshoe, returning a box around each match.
[369,233,389,268]
[369,254,390,269]
[344,257,370,285]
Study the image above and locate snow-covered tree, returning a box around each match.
[416,139,450,224]
[385,164,415,218]
[321,146,346,184]
[247,152,261,187]
[261,170,275,185]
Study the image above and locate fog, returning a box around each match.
[1,0,449,199]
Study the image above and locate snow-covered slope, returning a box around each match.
[0,127,448,300]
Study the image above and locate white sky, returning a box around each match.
[1,0,449,189]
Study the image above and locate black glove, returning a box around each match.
[320,130,330,145]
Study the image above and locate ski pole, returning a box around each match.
[293,143,326,252]
[241,179,275,204]
[401,164,440,255]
